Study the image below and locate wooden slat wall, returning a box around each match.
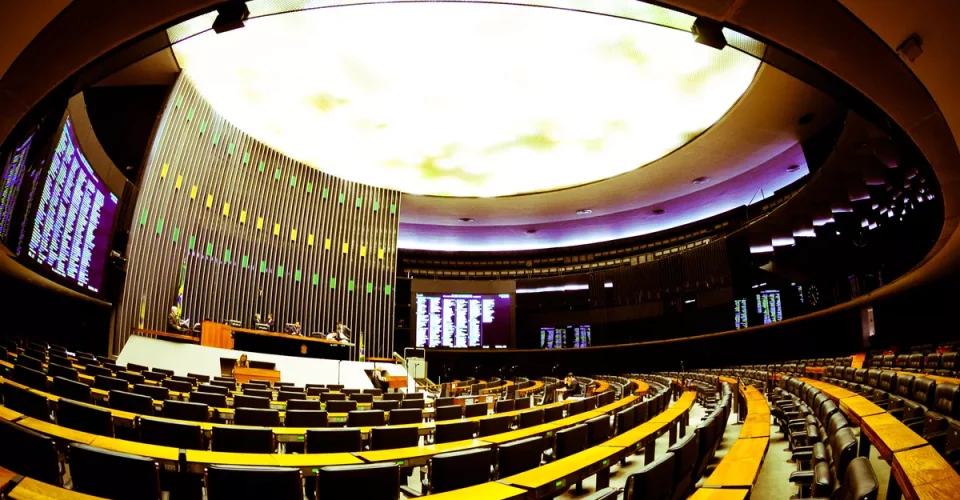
[115,75,400,359]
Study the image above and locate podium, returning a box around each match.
[234,366,280,384]
[386,376,408,391]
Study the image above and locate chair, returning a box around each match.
[940,353,959,376]
[548,423,587,461]
[388,408,422,425]
[544,405,564,423]
[142,371,166,383]
[285,409,328,427]
[152,367,175,377]
[327,400,358,413]
[58,399,114,437]
[109,390,155,416]
[322,392,347,402]
[342,388,362,396]
[924,353,942,374]
[325,384,344,391]
[365,388,382,396]
[51,376,91,403]
[479,414,512,437]
[190,391,227,408]
[286,399,322,410]
[693,417,717,480]
[923,383,960,440]
[425,447,494,494]
[162,379,193,393]
[126,362,149,373]
[163,400,209,422]
[187,372,210,383]
[94,375,128,393]
[15,354,43,371]
[520,409,544,428]
[13,364,48,391]
[212,426,275,453]
[117,371,145,386]
[497,435,546,477]
[382,392,404,401]
[435,404,463,422]
[2,383,50,420]
[347,410,386,427]
[624,451,675,500]
[667,432,699,500]
[582,395,598,411]
[515,397,532,410]
[373,399,401,411]
[197,383,230,395]
[244,388,273,400]
[406,392,425,399]
[317,463,400,500]
[48,363,78,381]
[235,394,271,409]
[634,401,650,424]
[69,442,161,500]
[140,416,204,449]
[206,465,301,500]
[210,380,237,391]
[0,419,61,485]
[616,408,635,434]
[401,399,425,410]
[277,390,304,402]
[350,393,374,404]
[435,421,477,444]
[586,414,611,446]
[49,354,71,367]
[86,364,113,378]
[307,386,329,397]
[371,426,419,450]
[464,402,487,417]
[235,408,281,426]
[436,397,456,407]
[496,399,516,413]
[134,383,169,401]
[306,428,363,452]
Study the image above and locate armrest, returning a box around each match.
[789,470,814,485]
[791,450,813,463]
[904,418,925,434]
[925,431,948,453]
[888,407,904,420]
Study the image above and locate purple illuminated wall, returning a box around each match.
[415,292,511,348]
[24,117,118,295]
[0,133,34,241]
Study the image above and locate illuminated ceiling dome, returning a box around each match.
[171,2,761,197]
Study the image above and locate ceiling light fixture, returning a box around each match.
[652,208,666,215]
[525,229,538,235]
[213,1,250,34]
[692,17,727,50]
[576,209,593,215]
[786,164,802,172]
[458,217,474,222]
[692,177,710,185]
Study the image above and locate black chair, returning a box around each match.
[15,354,44,371]
[134,383,169,401]
[634,401,650,425]
[163,399,209,422]
[58,399,114,437]
[212,426,275,453]
[277,390,304,402]
[322,392,347,402]
[13,364,48,391]
[382,392,404,401]
[0,419,61,485]
[110,389,155,415]
[365,388,382,396]
[406,392,424,400]
[235,394,271,409]
[69,442,161,500]
[586,414,611,446]
[206,465,301,500]
[464,402,487,418]
[2,383,50,420]
[316,463,400,500]
[371,426,419,450]
[548,423,587,461]
[199,383,230,395]
[190,391,227,408]
[306,428,362,452]
[49,353,71,367]
[373,399,401,411]
[426,447,494,494]
[472,413,509,437]
[388,408,422,425]
[496,399,516,413]
[213,376,236,383]
[435,421,477,444]
[435,404,463,422]
[497,435,546,478]
[347,410,386,427]
[142,371,166,383]
[187,372,210,383]
[307,386,329,397]
[210,380,237,391]
[286,399,322,410]
[235,408,281,426]
[544,405,564,423]
[140,416,204,449]
[350,393,374,404]
[667,432,699,500]
[162,378,193,394]
[567,399,585,416]
[520,409,544,429]
[47,363,78,381]
[515,397,532,410]
[285,409,328,427]
[244,388,274,400]
[152,367,175,377]
[616,408,635,435]
[51,376,91,403]
[117,371,146,386]
[86,364,113,378]
[126,362,149,373]
[624,451,675,500]
[94,375,128,393]
[401,399,426,410]
[327,400,358,413]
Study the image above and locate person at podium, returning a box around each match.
[266,313,276,330]
[235,353,250,369]
[286,321,302,336]
[168,306,190,333]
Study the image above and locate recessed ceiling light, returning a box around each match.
[458,217,474,222]
[525,229,538,235]
[576,209,593,215]
[786,164,802,172]
[797,113,816,125]
[692,177,710,185]
[652,208,666,215]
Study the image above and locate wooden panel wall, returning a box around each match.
[115,75,400,358]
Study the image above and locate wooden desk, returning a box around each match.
[90,436,180,464]
[703,437,769,489]
[861,412,928,461]
[892,445,960,500]
[518,380,544,396]
[740,413,771,439]
[0,466,16,492]
[602,421,665,464]
[233,366,280,384]
[839,395,885,425]
[897,371,960,386]
[132,328,199,344]
[805,366,825,375]
[687,489,750,500]
[355,439,487,467]
[201,321,353,359]
[8,477,106,499]
[0,405,23,421]
[479,423,562,445]
[593,395,637,415]
[500,444,622,498]
[629,379,650,396]
[16,417,98,445]
[425,482,526,500]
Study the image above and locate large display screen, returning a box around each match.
[415,293,511,348]
[541,325,592,349]
[756,291,782,324]
[0,133,34,242]
[24,117,118,295]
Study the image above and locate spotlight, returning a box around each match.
[897,33,923,62]
[213,1,250,34]
[692,18,727,50]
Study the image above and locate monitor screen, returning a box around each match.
[24,117,118,295]
[734,298,748,329]
[0,132,34,242]
[415,292,511,348]
[756,290,782,324]
[541,325,591,349]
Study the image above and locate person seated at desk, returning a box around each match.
[168,306,190,333]
[564,372,580,396]
[253,313,271,331]
[326,321,351,342]
[372,368,390,392]
[266,313,276,329]
[286,321,302,336]
[235,353,250,371]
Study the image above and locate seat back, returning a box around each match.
[693,417,717,479]
[117,371,145,386]
[567,399,585,416]
[616,408,635,435]
[350,393,374,404]
[625,451,675,500]
[69,442,161,499]
[58,399,114,437]
[555,423,588,459]
[519,409,544,428]
[212,426,274,452]
[387,408,422,425]
[372,399,401,411]
[429,447,494,493]
[912,378,937,407]
[435,420,477,444]
[140,416,204,449]
[882,354,896,367]
[479,414,512,437]
[286,399,322,410]
[14,364,48,391]
[152,368,175,377]
[498,435,547,477]
[371,426,419,450]
[633,401,650,425]
[381,392,403,401]
[134,383,169,402]
[544,405,564,423]
[198,383,230,395]
[235,394,271,409]
[865,369,881,388]
[908,353,924,371]
[667,432,699,500]
[2,382,50,420]
[582,395,597,411]
[235,408,281,427]
[925,353,942,372]
[162,399,209,422]
[401,398,426,410]
[934,383,960,417]
[435,404,463,421]
[896,354,910,370]
[277,390,304,402]
[942,352,959,372]
[15,354,44,371]
[48,363,78,381]
[435,397,456,407]
[347,410,385,427]
[586,414,611,446]
[322,392,347,402]
[896,374,916,398]
[830,427,859,483]
[162,379,193,394]
[110,389,154,415]
[515,397,532,410]
[51,376,91,403]
[189,390,227,408]
[878,371,897,392]
[243,388,273,400]
[496,399,516,413]
[86,365,113,378]
[327,400,358,413]
[316,463,399,500]
[306,428,362,452]
[285,409,328,427]
[837,457,879,500]
[464,402,487,418]
[0,419,61,485]
[206,465,301,500]
[142,371,166,383]
[187,372,210,383]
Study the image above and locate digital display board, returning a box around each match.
[734,298,748,329]
[0,133,34,242]
[24,117,118,295]
[415,293,511,348]
[756,291,782,325]
[541,325,591,349]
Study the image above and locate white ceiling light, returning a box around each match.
[171,3,760,197]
